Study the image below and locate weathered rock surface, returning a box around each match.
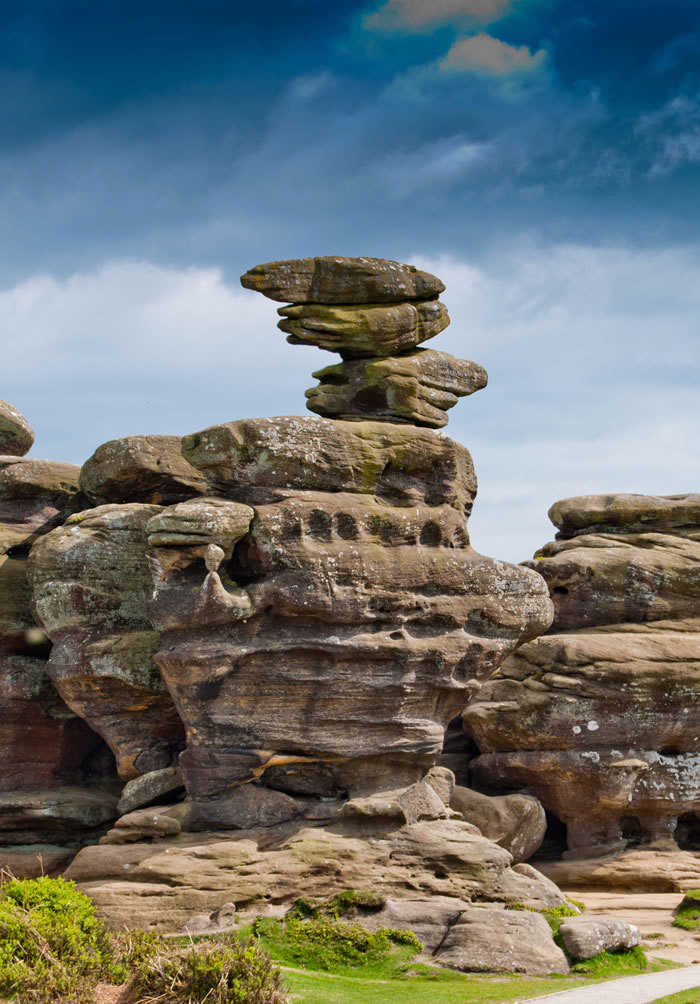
[558,915,641,960]
[435,907,568,975]
[117,767,185,816]
[0,401,34,456]
[277,299,449,356]
[66,802,569,931]
[241,256,445,304]
[146,475,552,813]
[0,452,116,852]
[450,785,546,863]
[306,349,488,428]
[29,504,185,780]
[465,493,700,862]
[80,435,208,505]
[539,848,700,892]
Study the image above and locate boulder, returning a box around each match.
[449,786,546,863]
[117,767,185,815]
[80,435,208,504]
[241,256,445,304]
[558,915,641,960]
[181,416,478,515]
[434,907,568,975]
[0,401,34,456]
[29,504,185,780]
[549,493,700,538]
[305,350,488,428]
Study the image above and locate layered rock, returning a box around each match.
[29,504,185,781]
[466,493,700,859]
[0,437,117,858]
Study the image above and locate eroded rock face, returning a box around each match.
[80,435,208,505]
[0,449,116,851]
[147,451,552,819]
[0,401,34,456]
[466,493,700,859]
[29,504,185,780]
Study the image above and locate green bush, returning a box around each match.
[673,889,700,931]
[252,915,422,972]
[0,875,114,1002]
[130,936,286,1003]
[287,888,386,920]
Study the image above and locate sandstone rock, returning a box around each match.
[463,493,700,862]
[146,498,254,553]
[182,901,238,935]
[0,844,76,878]
[360,896,471,951]
[241,256,445,304]
[539,849,700,892]
[66,809,569,931]
[0,787,117,845]
[558,915,641,960]
[450,786,546,863]
[0,401,34,456]
[549,493,700,538]
[146,487,552,807]
[434,907,568,975]
[29,504,185,780]
[306,349,488,428]
[182,416,478,515]
[101,806,183,844]
[471,750,700,856]
[80,435,208,504]
[117,767,185,815]
[277,299,449,357]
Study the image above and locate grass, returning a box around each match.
[650,992,700,1004]
[674,891,700,931]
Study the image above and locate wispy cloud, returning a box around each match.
[636,94,700,176]
[366,0,516,30]
[440,33,546,73]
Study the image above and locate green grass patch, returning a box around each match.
[649,991,700,1004]
[674,890,700,931]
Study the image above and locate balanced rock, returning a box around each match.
[306,349,488,428]
[0,400,34,456]
[241,255,445,304]
[465,492,700,859]
[277,299,449,356]
[29,504,185,780]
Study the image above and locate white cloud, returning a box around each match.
[3,244,698,564]
[367,0,515,29]
[372,135,490,197]
[440,33,546,74]
[636,94,700,176]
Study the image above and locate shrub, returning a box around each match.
[0,875,114,1002]
[130,937,286,1003]
[252,915,422,972]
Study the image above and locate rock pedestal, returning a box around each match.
[465,493,700,859]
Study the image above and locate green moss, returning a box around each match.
[673,890,700,931]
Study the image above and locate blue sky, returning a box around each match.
[2,0,699,558]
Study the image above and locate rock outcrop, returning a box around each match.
[466,493,700,860]
[0,430,118,863]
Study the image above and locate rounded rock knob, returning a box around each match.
[205,543,225,573]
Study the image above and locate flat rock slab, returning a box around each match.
[0,401,34,457]
[549,493,700,538]
[241,256,445,304]
[80,435,208,504]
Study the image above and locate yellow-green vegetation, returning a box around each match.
[674,890,700,931]
[130,938,285,1003]
[650,991,700,1004]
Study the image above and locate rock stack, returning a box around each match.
[464,493,700,865]
[0,402,118,872]
[242,256,487,428]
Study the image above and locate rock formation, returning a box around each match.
[2,257,607,975]
[465,493,700,863]
[0,406,117,869]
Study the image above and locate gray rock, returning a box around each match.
[0,401,34,457]
[558,915,641,960]
[117,767,185,815]
[450,786,546,863]
[80,435,208,504]
[435,907,569,975]
[241,256,445,304]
